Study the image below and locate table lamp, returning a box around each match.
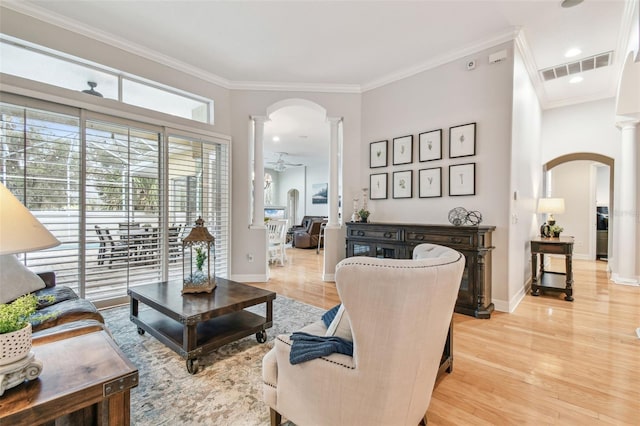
[0,182,60,395]
[537,197,565,237]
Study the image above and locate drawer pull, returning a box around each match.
[384,232,393,238]
[357,231,365,236]
[415,234,425,241]
[450,237,463,244]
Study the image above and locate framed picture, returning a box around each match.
[393,135,413,165]
[370,140,388,168]
[393,170,413,199]
[449,163,476,196]
[370,173,388,200]
[418,167,442,198]
[419,129,442,162]
[312,183,328,204]
[449,122,476,158]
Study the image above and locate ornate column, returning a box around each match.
[251,116,268,228]
[327,117,342,226]
[612,119,639,284]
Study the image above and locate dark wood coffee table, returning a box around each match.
[128,278,276,374]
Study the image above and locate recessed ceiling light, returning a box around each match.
[569,76,584,84]
[272,136,280,142]
[561,0,583,8]
[565,48,582,58]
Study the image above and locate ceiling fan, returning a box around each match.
[266,152,303,172]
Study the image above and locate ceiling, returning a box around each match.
[2,0,635,167]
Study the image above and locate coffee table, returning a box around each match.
[128,278,276,374]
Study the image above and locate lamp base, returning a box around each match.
[0,351,43,396]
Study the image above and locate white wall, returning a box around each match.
[541,98,621,164]
[508,45,543,312]
[361,41,515,306]
[305,164,329,217]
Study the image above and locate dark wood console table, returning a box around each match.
[0,330,138,425]
[345,222,495,319]
[530,236,574,301]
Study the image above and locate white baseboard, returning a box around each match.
[229,274,268,283]
[322,273,335,282]
[492,278,531,313]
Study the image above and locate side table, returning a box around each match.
[0,330,138,425]
[530,236,575,301]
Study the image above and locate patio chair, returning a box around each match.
[169,224,183,261]
[95,225,128,267]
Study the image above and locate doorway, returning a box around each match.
[545,153,614,261]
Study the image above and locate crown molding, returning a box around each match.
[229,80,361,93]
[1,0,233,89]
[514,29,548,108]
[361,27,520,92]
[543,91,616,110]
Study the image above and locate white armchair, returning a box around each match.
[262,243,465,426]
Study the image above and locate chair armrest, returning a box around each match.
[37,271,56,288]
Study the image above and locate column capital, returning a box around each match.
[251,115,269,124]
[615,117,640,130]
[327,116,343,124]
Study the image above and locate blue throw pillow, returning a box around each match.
[321,304,341,328]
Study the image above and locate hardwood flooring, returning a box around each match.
[247,249,640,425]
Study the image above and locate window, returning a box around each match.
[0,36,213,124]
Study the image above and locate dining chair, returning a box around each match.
[95,225,128,267]
[267,219,288,266]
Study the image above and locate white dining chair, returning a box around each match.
[267,219,288,266]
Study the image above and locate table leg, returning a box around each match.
[564,254,574,301]
[531,252,540,296]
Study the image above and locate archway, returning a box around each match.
[252,98,342,281]
[543,153,614,261]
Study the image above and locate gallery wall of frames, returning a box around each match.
[369,122,477,200]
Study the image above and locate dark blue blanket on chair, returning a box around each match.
[289,332,353,365]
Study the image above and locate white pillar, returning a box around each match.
[612,119,639,285]
[251,116,267,228]
[327,117,342,226]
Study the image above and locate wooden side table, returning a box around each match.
[0,330,138,425]
[531,236,575,301]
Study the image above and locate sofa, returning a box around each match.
[292,216,327,249]
[0,262,106,343]
[29,272,106,342]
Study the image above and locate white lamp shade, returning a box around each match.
[0,183,60,255]
[537,198,565,215]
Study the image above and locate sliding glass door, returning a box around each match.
[84,117,162,300]
[0,96,229,306]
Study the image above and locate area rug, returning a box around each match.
[101,295,324,425]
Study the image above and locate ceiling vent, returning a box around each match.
[539,51,613,82]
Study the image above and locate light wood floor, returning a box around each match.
[248,248,640,425]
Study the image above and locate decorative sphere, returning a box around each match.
[466,210,483,226]
[448,207,468,226]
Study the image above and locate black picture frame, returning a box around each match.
[370,173,388,200]
[393,135,413,165]
[370,140,388,168]
[419,129,442,162]
[449,122,476,158]
[418,167,442,198]
[449,163,476,196]
[392,170,413,199]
